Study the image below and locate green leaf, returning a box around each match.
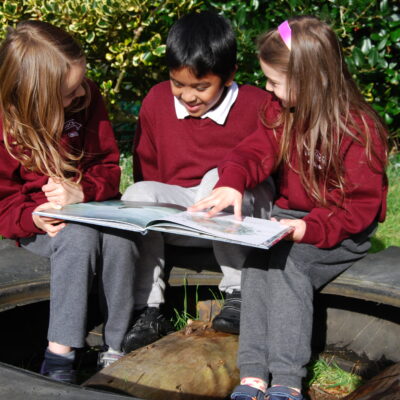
[153,44,166,57]
[361,38,372,54]
[352,47,365,68]
[380,0,388,13]
[86,31,95,43]
[377,37,388,51]
[384,113,393,125]
[5,3,17,14]
[368,47,379,67]
[390,28,400,41]
[102,5,112,15]
[96,20,108,29]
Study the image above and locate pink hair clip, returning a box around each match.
[278,20,291,50]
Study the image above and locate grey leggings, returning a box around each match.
[238,206,376,389]
[20,223,138,350]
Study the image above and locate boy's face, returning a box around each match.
[170,67,233,118]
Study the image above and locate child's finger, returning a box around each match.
[205,203,226,218]
[188,196,214,212]
[49,202,62,209]
[233,198,243,221]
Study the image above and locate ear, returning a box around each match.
[224,65,238,87]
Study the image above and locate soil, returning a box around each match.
[308,386,344,400]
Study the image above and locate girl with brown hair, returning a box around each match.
[0,20,138,383]
[190,16,388,400]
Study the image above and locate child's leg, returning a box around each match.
[196,169,275,293]
[20,223,105,382]
[21,223,100,348]
[210,172,275,334]
[243,245,314,390]
[122,181,198,309]
[121,181,197,352]
[237,208,375,394]
[98,227,138,352]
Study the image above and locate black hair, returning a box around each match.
[166,11,237,84]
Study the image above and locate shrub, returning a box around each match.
[0,0,201,149]
[206,0,400,149]
[1,0,399,149]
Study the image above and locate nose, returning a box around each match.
[180,88,197,103]
[265,81,273,92]
[76,85,85,98]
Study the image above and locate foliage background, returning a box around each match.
[1,0,399,151]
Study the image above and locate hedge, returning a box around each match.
[1,0,399,150]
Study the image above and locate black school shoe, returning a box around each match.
[212,289,241,334]
[121,307,175,353]
[40,350,76,384]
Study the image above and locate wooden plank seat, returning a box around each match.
[0,239,51,312]
[1,238,400,312]
[166,245,400,308]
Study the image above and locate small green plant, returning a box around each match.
[171,278,199,330]
[308,358,363,396]
[208,287,224,309]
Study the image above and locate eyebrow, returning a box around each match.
[266,77,278,85]
[170,77,211,88]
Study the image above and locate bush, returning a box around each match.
[1,0,399,149]
[0,0,201,149]
[206,0,400,150]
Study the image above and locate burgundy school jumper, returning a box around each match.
[133,81,271,187]
[215,96,387,248]
[0,79,120,240]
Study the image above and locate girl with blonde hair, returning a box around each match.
[190,15,388,400]
[0,20,138,383]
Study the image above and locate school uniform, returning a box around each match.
[122,81,275,308]
[0,80,137,350]
[215,95,387,388]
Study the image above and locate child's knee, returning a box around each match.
[54,222,99,247]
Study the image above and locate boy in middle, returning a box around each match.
[121,11,275,352]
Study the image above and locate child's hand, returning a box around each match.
[271,217,306,242]
[188,187,243,220]
[42,177,84,207]
[32,202,66,237]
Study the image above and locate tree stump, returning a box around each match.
[343,362,400,400]
[83,321,239,400]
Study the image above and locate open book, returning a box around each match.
[33,200,292,249]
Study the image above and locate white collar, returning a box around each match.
[174,82,239,125]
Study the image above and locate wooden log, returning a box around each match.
[343,362,400,400]
[83,321,239,400]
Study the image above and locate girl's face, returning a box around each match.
[61,60,86,108]
[260,60,289,107]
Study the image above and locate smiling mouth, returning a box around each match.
[183,102,202,112]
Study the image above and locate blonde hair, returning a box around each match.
[257,16,388,207]
[0,20,90,182]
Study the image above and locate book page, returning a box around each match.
[33,200,185,231]
[150,211,292,249]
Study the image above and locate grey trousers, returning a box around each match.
[20,223,138,350]
[238,206,377,389]
[122,169,275,308]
